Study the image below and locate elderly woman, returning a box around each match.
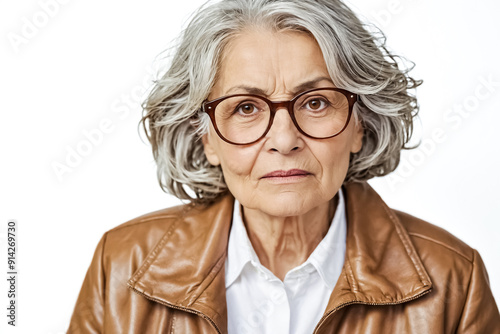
[68,0,499,333]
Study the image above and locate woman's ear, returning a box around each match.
[202,133,221,166]
[350,119,364,154]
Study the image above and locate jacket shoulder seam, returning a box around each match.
[127,215,184,286]
[454,249,476,332]
[408,232,473,263]
[125,205,198,286]
[382,204,431,286]
[101,231,109,270]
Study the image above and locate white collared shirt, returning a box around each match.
[225,190,347,334]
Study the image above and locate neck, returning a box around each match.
[241,195,337,281]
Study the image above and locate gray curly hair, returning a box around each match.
[141,0,421,205]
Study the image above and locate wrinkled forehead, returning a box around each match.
[211,28,333,99]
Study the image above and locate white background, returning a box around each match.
[1,0,499,332]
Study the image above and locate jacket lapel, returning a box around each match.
[127,195,234,334]
[316,182,433,330]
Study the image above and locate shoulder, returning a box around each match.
[95,204,206,275]
[393,210,500,331]
[107,203,191,242]
[97,195,234,268]
[393,210,475,272]
[96,204,194,269]
[346,182,476,266]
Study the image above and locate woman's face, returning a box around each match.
[203,29,363,217]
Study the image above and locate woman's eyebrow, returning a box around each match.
[292,77,334,93]
[225,85,268,95]
[224,77,334,96]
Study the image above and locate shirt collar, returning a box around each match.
[225,190,347,289]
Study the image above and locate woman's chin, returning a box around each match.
[241,192,331,219]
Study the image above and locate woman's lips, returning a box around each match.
[261,169,311,180]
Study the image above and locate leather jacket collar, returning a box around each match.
[127,182,433,334]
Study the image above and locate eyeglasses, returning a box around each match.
[202,87,357,145]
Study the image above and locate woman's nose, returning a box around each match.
[264,107,303,154]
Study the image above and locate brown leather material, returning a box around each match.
[67,182,500,333]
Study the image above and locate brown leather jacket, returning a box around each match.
[68,182,500,333]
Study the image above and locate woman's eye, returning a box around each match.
[236,103,258,115]
[304,98,328,111]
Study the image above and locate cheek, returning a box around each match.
[218,144,261,179]
[323,146,350,172]
[316,136,354,181]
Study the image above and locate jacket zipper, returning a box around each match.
[132,281,431,334]
[130,287,222,334]
[313,288,433,334]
